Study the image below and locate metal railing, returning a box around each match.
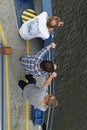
[50,37,55,130]
[45,34,55,130]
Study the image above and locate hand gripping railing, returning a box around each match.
[0,43,5,130]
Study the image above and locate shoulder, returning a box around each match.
[42,11,48,16]
[40,104,48,111]
[41,86,48,91]
[38,11,48,18]
[42,31,50,40]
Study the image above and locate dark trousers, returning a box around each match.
[18,74,36,90]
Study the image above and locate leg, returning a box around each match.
[18,80,28,90]
[42,122,46,130]
[25,74,33,82]
[19,56,23,62]
[29,78,36,85]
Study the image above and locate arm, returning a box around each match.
[48,21,64,32]
[35,43,56,60]
[48,28,54,33]
[46,42,56,49]
[58,21,64,27]
[43,72,57,87]
[35,47,48,60]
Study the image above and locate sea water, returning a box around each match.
[52,0,87,130]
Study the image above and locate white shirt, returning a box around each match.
[19,12,50,40]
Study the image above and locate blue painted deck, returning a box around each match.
[14,0,34,28]
[42,0,52,16]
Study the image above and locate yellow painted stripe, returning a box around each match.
[25,23,30,130]
[22,17,33,23]
[23,11,36,18]
[26,102,29,130]
[27,9,36,13]
[23,20,27,23]
[22,9,36,23]
[0,24,11,130]
[22,15,31,20]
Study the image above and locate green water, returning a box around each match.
[52,0,87,130]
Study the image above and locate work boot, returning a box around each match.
[18,80,27,90]
[25,74,33,81]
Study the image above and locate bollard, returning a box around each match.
[0,46,12,55]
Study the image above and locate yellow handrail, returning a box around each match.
[0,24,8,46]
[0,24,11,130]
